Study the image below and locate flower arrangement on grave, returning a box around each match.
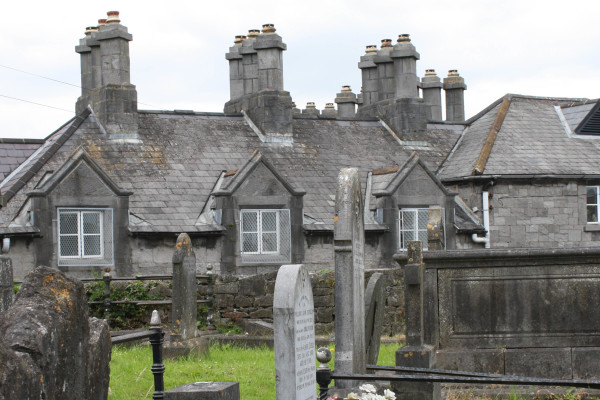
[326,384,396,400]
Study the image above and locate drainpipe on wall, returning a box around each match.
[1,237,9,254]
[471,191,490,248]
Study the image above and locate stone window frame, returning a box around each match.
[57,207,114,267]
[239,208,291,263]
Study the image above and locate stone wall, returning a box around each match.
[449,180,600,249]
[212,268,405,336]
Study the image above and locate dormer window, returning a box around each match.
[399,208,430,250]
[240,209,291,263]
[58,208,114,266]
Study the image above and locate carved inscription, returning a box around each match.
[294,294,316,397]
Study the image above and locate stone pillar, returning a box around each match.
[394,242,440,400]
[226,35,245,101]
[391,34,420,99]
[302,102,320,116]
[240,29,260,95]
[255,24,285,91]
[358,45,378,107]
[374,39,395,101]
[0,257,13,312]
[443,69,467,122]
[334,168,366,388]
[421,69,443,121]
[335,86,357,119]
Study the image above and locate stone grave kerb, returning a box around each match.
[333,168,366,388]
[274,264,317,400]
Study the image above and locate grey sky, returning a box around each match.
[2,0,599,138]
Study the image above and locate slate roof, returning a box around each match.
[0,110,460,234]
[438,95,600,181]
[0,138,44,181]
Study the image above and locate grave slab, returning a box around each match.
[165,381,240,400]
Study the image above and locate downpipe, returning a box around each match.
[471,191,490,248]
[1,237,9,254]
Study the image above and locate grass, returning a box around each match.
[108,342,399,399]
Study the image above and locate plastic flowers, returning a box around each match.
[328,385,396,400]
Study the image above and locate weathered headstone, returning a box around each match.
[334,168,366,388]
[165,382,240,400]
[365,272,386,365]
[394,241,440,400]
[165,233,207,358]
[0,266,110,399]
[0,256,14,312]
[274,264,317,400]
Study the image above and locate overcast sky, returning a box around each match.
[1,0,600,139]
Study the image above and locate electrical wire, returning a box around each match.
[0,94,74,113]
[0,63,169,111]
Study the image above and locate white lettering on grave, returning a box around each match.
[294,294,316,398]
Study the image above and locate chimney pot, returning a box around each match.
[425,69,436,76]
[448,69,459,77]
[247,29,260,39]
[381,39,393,48]
[397,34,411,42]
[325,103,335,109]
[85,26,97,36]
[106,11,120,24]
[365,45,378,54]
[306,102,316,109]
[234,35,246,45]
[341,85,352,92]
[261,23,276,34]
[98,19,107,26]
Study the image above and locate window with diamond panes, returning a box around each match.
[240,209,290,263]
[587,186,600,223]
[399,208,430,250]
[58,208,113,266]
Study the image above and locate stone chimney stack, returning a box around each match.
[302,102,320,116]
[224,24,293,139]
[255,24,285,91]
[75,11,138,135]
[321,103,337,118]
[240,29,259,95]
[374,39,395,101]
[226,35,245,101]
[391,34,420,98]
[335,85,357,119]
[443,69,467,122]
[358,45,378,108]
[421,69,443,121]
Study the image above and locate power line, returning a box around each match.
[0,94,74,113]
[0,63,168,111]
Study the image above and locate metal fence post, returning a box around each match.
[316,347,333,400]
[206,264,216,331]
[103,267,111,327]
[149,310,165,400]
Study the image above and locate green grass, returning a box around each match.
[108,342,400,399]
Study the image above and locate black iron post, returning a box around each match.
[102,268,111,326]
[149,310,165,400]
[316,347,333,400]
[206,264,216,331]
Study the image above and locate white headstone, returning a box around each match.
[274,264,317,400]
[334,168,366,387]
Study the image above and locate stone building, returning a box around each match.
[1,11,599,278]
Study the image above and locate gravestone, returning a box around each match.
[165,382,240,400]
[0,266,110,399]
[165,233,207,358]
[0,257,13,312]
[274,264,317,400]
[364,272,386,365]
[334,168,366,388]
[394,241,440,400]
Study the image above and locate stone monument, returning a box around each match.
[0,256,14,312]
[274,264,317,400]
[364,272,386,365]
[394,241,440,400]
[334,168,366,388]
[164,233,207,358]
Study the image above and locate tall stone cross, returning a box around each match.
[334,168,366,387]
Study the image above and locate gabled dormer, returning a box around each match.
[27,149,132,276]
[213,150,305,273]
